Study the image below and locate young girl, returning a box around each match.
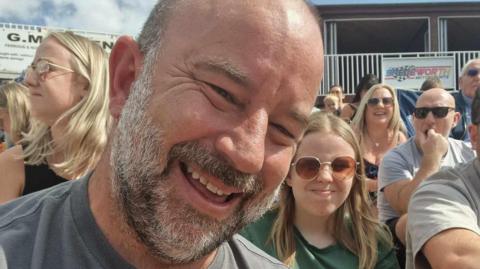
[241,112,399,269]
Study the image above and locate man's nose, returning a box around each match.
[424,111,437,123]
[215,111,267,174]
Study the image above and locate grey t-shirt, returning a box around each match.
[405,159,480,269]
[0,176,287,269]
[378,137,474,223]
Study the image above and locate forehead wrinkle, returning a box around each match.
[194,59,250,88]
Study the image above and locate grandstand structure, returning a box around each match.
[313,0,480,95]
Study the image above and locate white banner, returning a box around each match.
[0,23,119,79]
[382,56,456,90]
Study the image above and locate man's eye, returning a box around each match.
[206,83,237,105]
[271,123,295,140]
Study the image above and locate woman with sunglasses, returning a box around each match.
[0,32,111,203]
[241,112,399,269]
[351,84,407,203]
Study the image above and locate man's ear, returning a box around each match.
[109,35,144,119]
[451,111,461,128]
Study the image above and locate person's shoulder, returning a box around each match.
[0,145,26,202]
[447,136,471,147]
[448,137,475,151]
[412,162,472,202]
[0,179,77,231]
[423,159,475,186]
[240,209,277,245]
[226,234,288,269]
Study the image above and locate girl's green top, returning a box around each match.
[240,210,400,269]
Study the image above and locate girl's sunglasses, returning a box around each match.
[291,156,358,181]
[367,97,393,107]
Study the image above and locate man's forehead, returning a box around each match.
[416,89,454,106]
[463,60,480,75]
[467,60,480,68]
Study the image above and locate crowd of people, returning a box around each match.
[0,0,479,268]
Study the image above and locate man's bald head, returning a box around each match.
[137,0,321,61]
[416,88,456,109]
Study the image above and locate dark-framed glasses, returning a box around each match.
[291,156,357,181]
[466,68,480,77]
[367,97,393,107]
[24,59,74,81]
[414,106,454,119]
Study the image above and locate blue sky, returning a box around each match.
[312,0,480,4]
[0,0,157,36]
[0,0,479,36]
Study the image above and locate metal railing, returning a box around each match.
[320,51,480,95]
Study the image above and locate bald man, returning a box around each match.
[406,88,480,269]
[378,88,475,267]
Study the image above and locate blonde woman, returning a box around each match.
[241,112,399,269]
[0,82,31,150]
[0,32,111,203]
[351,84,406,201]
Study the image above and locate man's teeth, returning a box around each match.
[188,166,230,196]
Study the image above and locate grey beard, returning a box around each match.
[110,68,278,264]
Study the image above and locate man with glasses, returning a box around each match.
[451,58,480,142]
[405,89,480,269]
[378,87,475,268]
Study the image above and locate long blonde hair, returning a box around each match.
[351,83,405,146]
[0,81,31,144]
[22,31,111,178]
[270,112,392,269]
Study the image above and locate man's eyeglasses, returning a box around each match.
[367,97,393,107]
[414,107,454,119]
[24,59,74,81]
[291,156,357,181]
[466,68,480,77]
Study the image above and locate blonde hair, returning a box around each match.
[329,85,344,106]
[22,31,111,178]
[351,83,406,146]
[323,94,339,106]
[0,81,31,143]
[269,112,392,269]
